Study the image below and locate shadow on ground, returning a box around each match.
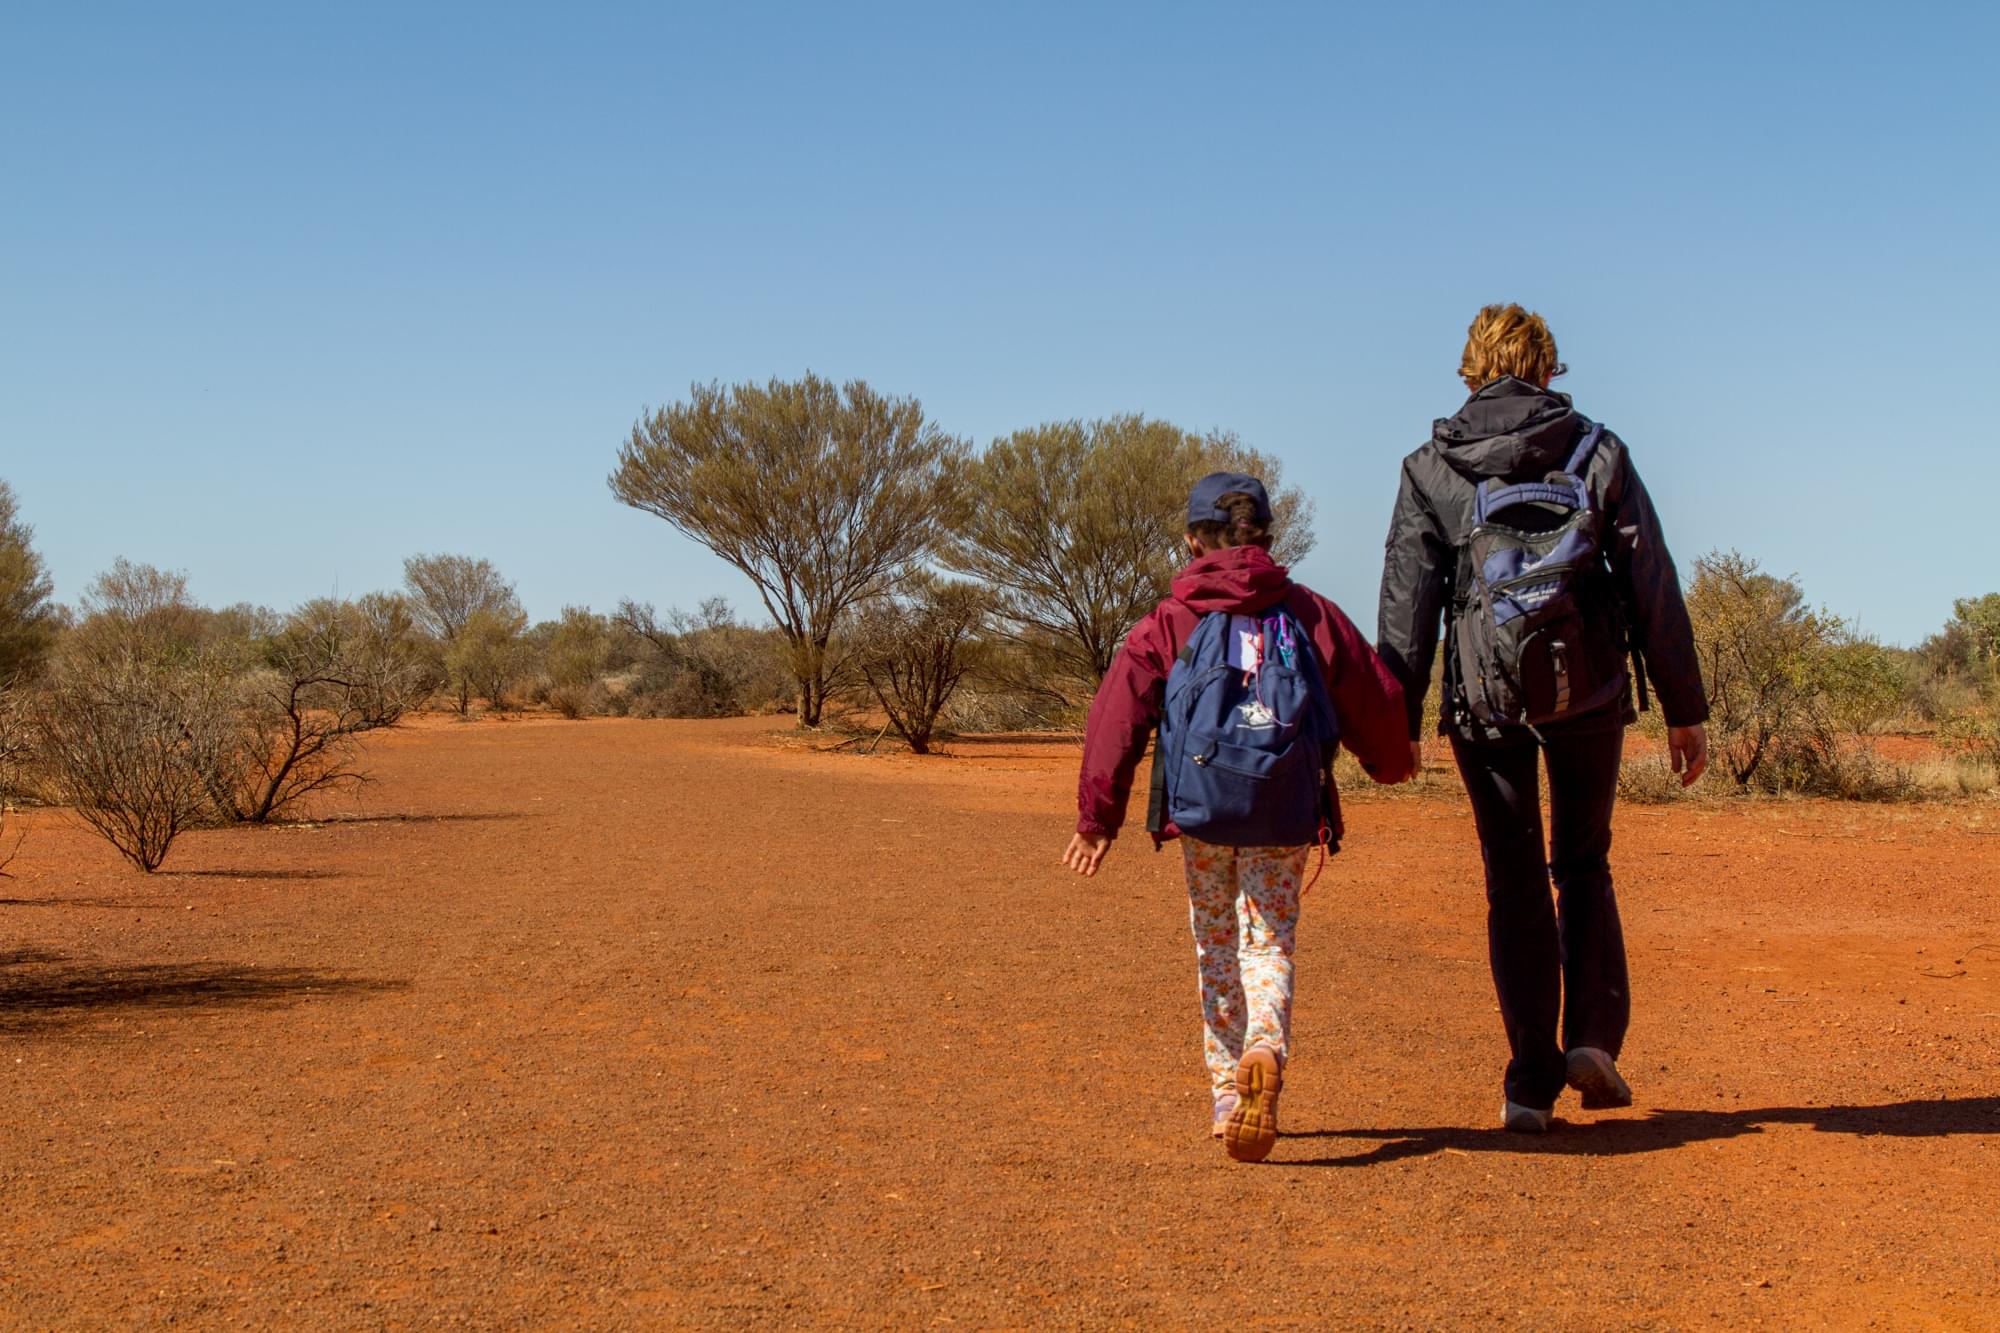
[1279,1097,2000,1166]
[0,951,405,1034]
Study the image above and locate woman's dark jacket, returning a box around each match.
[1376,377,1708,743]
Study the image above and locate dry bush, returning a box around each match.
[545,681,610,720]
[193,597,436,823]
[444,607,529,713]
[30,661,219,872]
[1687,550,1905,796]
[0,686,22,872]
[543,607,613,689]
[33,573,435,867]
[531,607,614,719]
[611,600,794,719]
[939,685,1071,735]
[850,579,991,754]
[1616,754,1691,804]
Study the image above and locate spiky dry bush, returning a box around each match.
[31,660,221,872]
[191,596,437,823]
[849,578,992,754]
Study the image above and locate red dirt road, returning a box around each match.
[3,717,1998,1328]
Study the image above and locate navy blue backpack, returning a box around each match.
[1451,421,1634,730]
[1155,609,1341,847]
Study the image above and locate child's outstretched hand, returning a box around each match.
[1062,832,1112,877]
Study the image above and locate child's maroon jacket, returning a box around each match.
[1076,545,1414,842]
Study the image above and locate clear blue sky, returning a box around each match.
[4,2,1994,645]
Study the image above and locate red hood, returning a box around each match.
[1168,545,1292,615]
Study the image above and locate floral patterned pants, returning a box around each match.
[1181,836,1308,1098]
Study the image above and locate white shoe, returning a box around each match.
[1502,1100,1552,1134]
[1565,1047,1634,1109]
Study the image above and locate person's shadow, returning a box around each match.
[1277,1097,2000,1166]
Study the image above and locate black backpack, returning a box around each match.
[1449,421,1637,731]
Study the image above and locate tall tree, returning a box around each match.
[610,373,967,725]
[401,554,523,712]
[0,482,60,683]
[1950,593,2000,675]
[401,553,522,643]
[939,415,1315,690]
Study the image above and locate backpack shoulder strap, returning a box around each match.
[1562,420,1606,478]
[1169,604,1227,667]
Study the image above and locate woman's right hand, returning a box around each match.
[1669,725,1709,786]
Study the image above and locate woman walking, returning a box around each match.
[1377,304,1709,1132]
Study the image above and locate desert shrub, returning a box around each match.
[57,559,214,670]
[33,569,434,865]
[0,686,21,871]
[1818,636,1908,734]
[940,416,1315,696]
[445,607,529,712]
[527,607,616,717]
[1939,690,2000,770]
[545,681,610,720]
[544,607,613,687]
[0,481,60,684]
[1947,594,2000,670]
[30,659,222,872]
[191,598,436,823]
[612,599,794,718]
[850,578,991,754]
[939,685,1071,734]
[1687,550,1873,795]
[1616,754,1690,804]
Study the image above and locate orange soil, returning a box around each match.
[3,716,1998,1328]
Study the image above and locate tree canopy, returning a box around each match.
[939,415,1315,689]
[610,373,967,725]
[0,482,60,682]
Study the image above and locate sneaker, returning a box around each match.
[1223,1044,1281,1162]
[1210,1093,1239,1139]
[1565,1047,1634,1109]
[1502,1100,1552,1134]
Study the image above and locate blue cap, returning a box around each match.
[1186,471,1273,527]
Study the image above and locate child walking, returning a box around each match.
[1062,472,1413,1161]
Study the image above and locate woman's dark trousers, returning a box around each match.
[1450,727,1629,1111]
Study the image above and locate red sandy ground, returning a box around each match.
[3,716,1997,1329]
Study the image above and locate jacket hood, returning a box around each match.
[1169,544,1291,615]
[1432,376,1585,481]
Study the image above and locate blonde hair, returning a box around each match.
[1459,303,1566,391]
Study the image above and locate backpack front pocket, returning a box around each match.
[1516,615,1595,723]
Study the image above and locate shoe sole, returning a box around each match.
[1502,1101,1552,1134]
[1565,1048,1633,1110]
[1224,1048,1280,1162]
